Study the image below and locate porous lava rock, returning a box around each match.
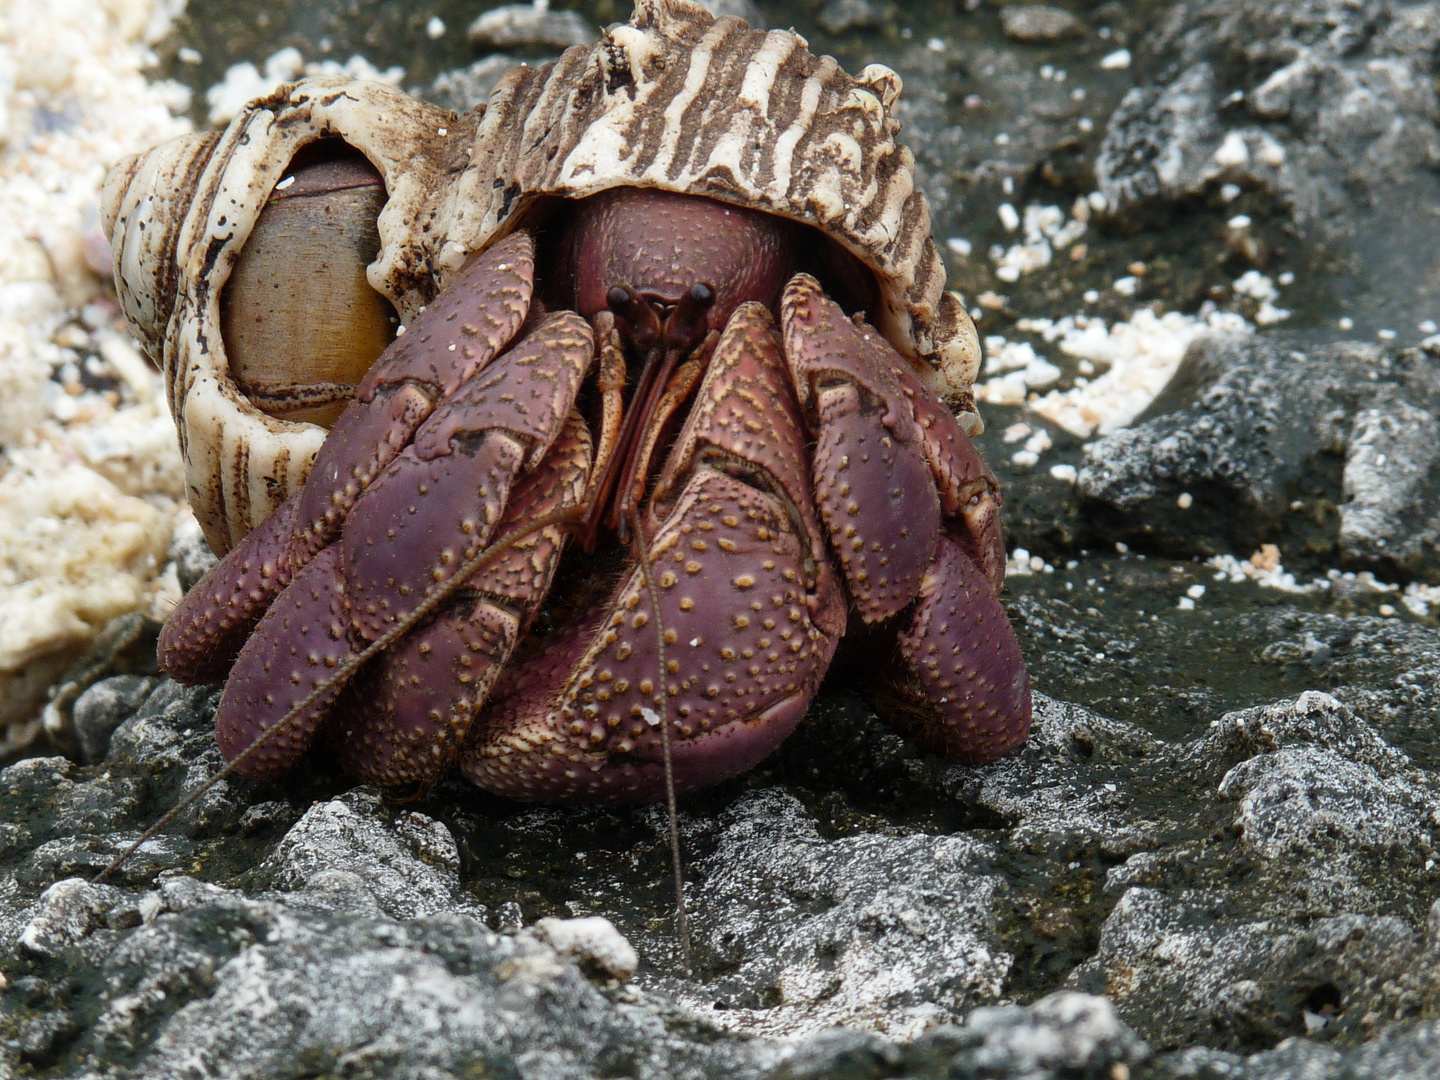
[1077,334,1440,578]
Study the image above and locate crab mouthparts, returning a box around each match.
[577,280,717,551]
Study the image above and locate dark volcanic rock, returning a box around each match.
[10,669,1440,1076]
[70,675,160,765]
[0,681,1155,1079]
[1096,0,1440,229]
[1093,0,1440,336]
[817,0,885,34]
[1076,333,1440,578]
[658,788,1011,1037]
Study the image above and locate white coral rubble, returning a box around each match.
[0,0,190,739]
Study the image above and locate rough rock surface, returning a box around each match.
[1000,5,1087,43]
[8,673,1440,1076]
[1076,334,1440,578]
[1096,0,1440,231]
[1092,0,1440,336]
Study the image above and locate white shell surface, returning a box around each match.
[107,78,463,555]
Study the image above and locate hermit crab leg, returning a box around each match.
[291,232,538,559]
[94,501,585,884]
[780,274,943,625]
[156,234,539,684]
[332,410,593,790]
[213,311,596,781]
[885,355,1030,762]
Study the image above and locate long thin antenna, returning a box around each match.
[628,506,691,977]
[94,505,583,884]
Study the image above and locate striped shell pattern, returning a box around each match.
[102,0,981,557]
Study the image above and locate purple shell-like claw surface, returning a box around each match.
[780,275,942,623]
[333,412,593,789]
[895,534,1032,763]
[291,232,538,559]
[158,492,302,684]
[463,303,845,802]
[214,545,357,780]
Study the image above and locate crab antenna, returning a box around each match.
[94,504,585,885]
[628,505,691,977]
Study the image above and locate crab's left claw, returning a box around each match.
[462,302,845,802]
[781,275,1030,764]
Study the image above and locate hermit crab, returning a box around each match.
[102,0,1031,804]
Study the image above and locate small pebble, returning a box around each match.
[1099,48,1131,70]
[468,3,595,50]
[999,5,1086,43]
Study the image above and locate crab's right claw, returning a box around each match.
[781,274,1029,764]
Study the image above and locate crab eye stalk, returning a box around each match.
[221,146,398,428]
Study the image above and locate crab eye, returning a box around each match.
[221,142,397,428]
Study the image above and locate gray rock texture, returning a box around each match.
[1077,334,1440,579]
[1093,0,1440,335]
[10,669,1440,1076]
[1096,0,1440,230]
[467,4,597,51]
[662,789,1010,1038]
[1000,5,1087,43]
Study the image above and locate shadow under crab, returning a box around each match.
[103,0,1032,803]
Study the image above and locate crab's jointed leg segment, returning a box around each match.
[338,310,595,640]
[213,543,354,780]
[894,534,1031,763]
[157,492,301,683]
[779,273,1029,764]
[892,356,1007,594]
[333,410,594,788]
[780,274,942,624]
[212,309,595,781]
[293,232,538,559]
[157,234,540,686]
